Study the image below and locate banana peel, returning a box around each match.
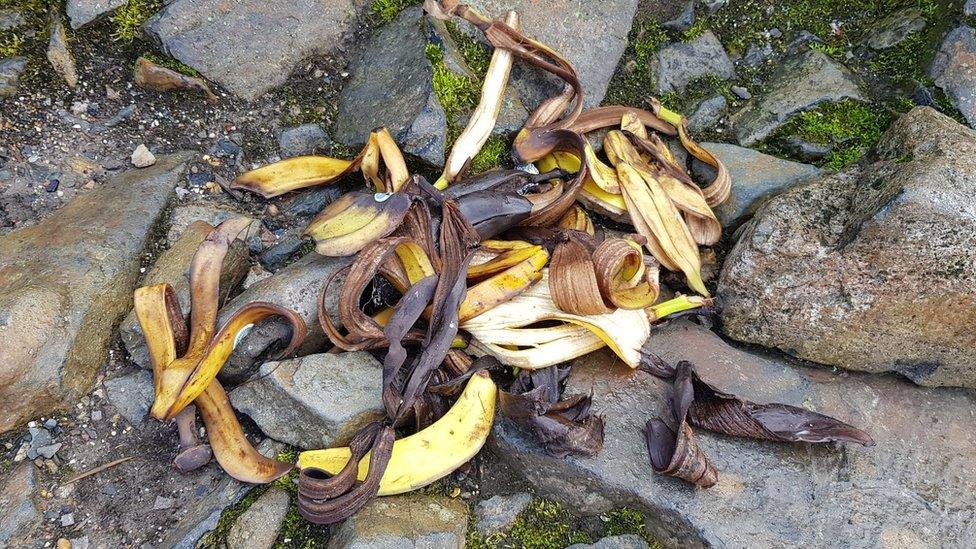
[298,370,496,495]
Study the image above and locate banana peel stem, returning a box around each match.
[649,295,705,320]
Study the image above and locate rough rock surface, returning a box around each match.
[720,107,976,388]
[65,0,126,29]
[230,352,384,449]
[691,143,819,227]
[120,220,250,370]
[146,0,366,100]
[568,535,649,549]
[215,253,349,383]
[329,493,469,548]
[278,123,331,157]
[730,49,864,145]
[967,0,975,16]
[653,31,734,94]
[47,16,78,88]
[0,56,26,97]
[164,202,259,246]
[335,8,446,165]
[0,154,188,432]
[685,95,727,133]
[103,370,155,426]
[492,320,976,548]
[462,0,638,108]
[930,25,976,128]
[474,492,532,535]
[0,463,40,545]
[226,487,290,549]
[864,8,927,50]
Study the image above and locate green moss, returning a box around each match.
[469,134,509,174]
[0,32,22,57]
[0,0,47,62]
[767,99,890,170]
[603,15,668,107]
[196,487,266,549]
[273,500,330,548]
[426,42,480,122]
[111,0,162,43]
[372,0,422,24]
[446,21,492,76]
[601,508,663,548]
[682,18,709,42]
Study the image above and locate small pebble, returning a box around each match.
[44,418,58,429]
[57,538,70,549]
[45,179,60,192]
[153,496,175,510]
[60,513,75,527]
[131,144,156,168]
[91,410,102,421]
[731,85,752,100]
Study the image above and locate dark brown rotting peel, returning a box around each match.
[499,366,605,457]
[133,56,219,103]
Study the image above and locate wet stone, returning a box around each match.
[653,31,735,94]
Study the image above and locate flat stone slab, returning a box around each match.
[66,0,126,29]
[492,320,976,547]
[146,0,367,100]
[653,31,734,94]
[691,142,819,227]
[0,153,188,432]
[329,493,469,548]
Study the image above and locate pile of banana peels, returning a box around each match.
[135,0,873,526]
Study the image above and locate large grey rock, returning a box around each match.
[0,9,25,31]
[66,0,126,29]
[146,0,366,100]
[335,8,446,165]
[690,143,820,227]
[719,107,976,388]
[474,492,532,535]
[215,253,349,383]
[653,31,734,94]
[568,535,649,549]
[930,26,976,128]
[226,487,290,549]
[461,0,639,108]
[230,352,384,449]
[493,320,976,548]
[0,154,188,433]
[730,50,864,145]
[0,57,26,97]
[103,370,155,426]
[329,493,468,549]
[120,220,250,370]
[863,8,927,50]
[685,95,727,134]
[0,463,40,545]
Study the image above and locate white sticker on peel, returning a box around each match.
[374,193,392,202]
[234,324,255,350]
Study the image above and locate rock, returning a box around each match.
[60,513,74,527]
[700,0,727,15]
[568,535,648,549]
[730,50,864,145]
[967,0,975,16]
[461,0,638,108]
[653,31,734,94]
[47,16,78,88]
[152,496,176,511]
[0,57,26,97]
[226,488,290,549]
[864,8,927,50]
[329,493,468,549]
[146,0,365,100]
[120,220,250,370]
[278,123,331,157]
[161,439,283,548]
[65,0,126,29]
[474,492,532,535]
[729,85,751,100]
[720,107,976,388]
[230,352,384,449]
[779,135,832,162]
[0,154,188,432]
[690,142,819,227]
[0,463,39,545]
[165,202,259,246]
[0,9,25,31]
[930,26,976,128]
[130,144,156,168]
[633,0,693,31]
[685,95,727,133]
[215,253,349,383]
[335,8,446,165]
[281,186,343,219]
[258,232,306,272]
[37,443,62,459]
[742,42,773,67]
[493,319,976,547]
[103,370,155,426]
[27,427,52,460]
[133,56,219,103]
[69,536,89,549]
